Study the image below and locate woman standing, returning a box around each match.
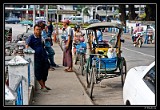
[62,19,74,72]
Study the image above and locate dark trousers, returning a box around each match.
[45,46,56,67]
[35,59,50,82]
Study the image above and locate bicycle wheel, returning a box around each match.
[80,54,84,76]
[89,67,96,99]
[86,57,91,88]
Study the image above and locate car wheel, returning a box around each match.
[126,100,131,105]
[120,58,127,87]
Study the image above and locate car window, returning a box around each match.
[143,65,155,94]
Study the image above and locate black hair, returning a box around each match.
[34,24,41,29]
[48,20,52,24]
[74,26,77,31]
[41,23,46,29]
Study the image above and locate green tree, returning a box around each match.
[128,5,136,20]
[145,4,156,21]
[76,5,90,16]
[119,5,127,27]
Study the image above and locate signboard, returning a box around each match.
[57,10,77,14]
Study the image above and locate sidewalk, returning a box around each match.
[31,41,93,105]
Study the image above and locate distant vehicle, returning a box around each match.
[5,26,12,42]
[123,61,155,105]
[68,16,83,24]
[5,17,20,24]
[85,19,101,24]
[19,20,33,27]
[16,30,33,42]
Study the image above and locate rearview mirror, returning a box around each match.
[120,39,125,43]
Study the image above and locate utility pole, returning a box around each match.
[56,5,59,36]
[46,5,48,22]
[139,5,141,17]
[26,5,28,20]
[38,5,40,17]
[106,5,107,21]
[33,5,36,27]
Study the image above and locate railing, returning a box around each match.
[26,58,31,87]
[15,76,23,105]
[5,48,35,105]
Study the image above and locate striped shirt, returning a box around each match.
[147,28,154,36]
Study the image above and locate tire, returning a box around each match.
[138,39,142,48]
[120,59,127,87]
[80,54,84,76]
[89,67,96,99]
[86,57,91,88]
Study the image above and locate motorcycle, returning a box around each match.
[133,32,143,48]
[148,35,153,44]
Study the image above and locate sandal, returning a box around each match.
[67,69,74,72]
[45,86,52,90]
[40,88,48,92]
[49,67,55,71]
[64,68,69,71]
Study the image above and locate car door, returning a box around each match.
[133,65,155,105]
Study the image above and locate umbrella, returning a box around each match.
[36,19,46,24]
[19,20,33,25]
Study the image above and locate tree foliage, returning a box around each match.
[119,5,126,27]
[145,4,156,21]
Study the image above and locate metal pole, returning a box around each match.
[139,5,141,17]
[106,5,107,21]
[38,5,40,17]
[56,5,59,35]
[26,5,28,20]
[46,5,48,23]
[33,5,36,27]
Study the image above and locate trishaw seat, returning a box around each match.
[95,57,117,70]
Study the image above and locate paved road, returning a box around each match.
[73,30,155,105]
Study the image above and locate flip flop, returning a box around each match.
[45,86,52,90]
[49,68,55,71]
[40,88,48,92]
[64,69,69,71]
[67,70,74,72]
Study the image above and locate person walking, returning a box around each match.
[25,24,51,92]
[47,21,59,67]
[144,25,153,44]
[61,19,74,72]
[73,25,86,64]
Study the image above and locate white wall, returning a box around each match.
[61,5,74,20]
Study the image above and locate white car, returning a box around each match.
[123,61,155,105]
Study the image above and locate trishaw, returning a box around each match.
[85,22,127,98]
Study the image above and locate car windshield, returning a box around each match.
[143,65,155,93]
